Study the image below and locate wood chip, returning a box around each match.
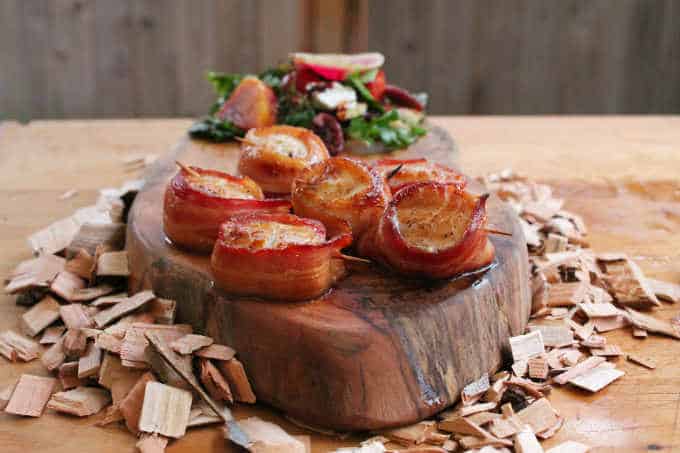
[546,441,590,453]
[145,331,227,421]
[59,304,94,329]
[40,326,66,344]
[527,356,549,380]
[199,358,234,403]
[58,362,83,390]
[146,297,176,325]
[624,307,680,339]
[537,416,564,440]
[553,356,606,385]
[171,334,214,355]
[646,278,680,303]
[121,323,192,368]
[47,386,111,416]
[547,281,587,307]
[63,328,88,358]
[120,371,156,433]
[485,374,510,403]
[568,365,624,392]
[94,290,155,328]
[511,360,528,377]
[50,271,86,301]
[627,354,656,370]
[513,425,543,453]
[590,345,623,357]
[438,416,487,437]
[516,398,560,434]
[580,334,607,349]
[598,256,660,309]
[91,292,128,307]
[4,254,65,293]
[41,335,66,371]
[560,349,582,367]
[509,331,545,362]
[0,330,40,361]
[67,222,126,256]
[4,374,56,417]
[65,249,95,280]
[488,416,524,438]
[194,343,237,361]
[95,332,123,353]
[21,295,61,336]
[458,401,498,417]
[380,421,437,446]
[528,325,573,348]
[544,233,568,253]
[78,342,102,378]
[578,303,619,318]
[225,416,306,453]
[592,315,629,333]
[633,328,648,338]
[218,358,256,404]
[139,381,192,439]
[458,434,513,450]
[566,319,594,341]
[70,284,116,302]
[136,433,169,453]
[96,251,130,277]
[0,381,16,410]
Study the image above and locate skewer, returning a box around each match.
[175,161,201,178]
[484,228,512,237]
[235,137,256,147]
[337,253,372,264]
[385,163,404,180]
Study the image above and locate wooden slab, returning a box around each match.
[126,126,531,431]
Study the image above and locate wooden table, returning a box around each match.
[0,116,678,452]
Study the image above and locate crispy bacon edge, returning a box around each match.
[372,158,467,194]
[163,166,291,253]
[357,182,495,279]
[291,156,391,238]
[238,125,330,195]
[210,213,352,301]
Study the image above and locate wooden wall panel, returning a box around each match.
[0,0,678,119]
[368,0,680,114]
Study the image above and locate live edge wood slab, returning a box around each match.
[126,124,531,431]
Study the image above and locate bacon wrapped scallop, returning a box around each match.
[357,182,495,279]
[163,165,291,253]
[211,213,352,301]
[372,158,466,194]
[291,156,391,238]
[238,125,330,195]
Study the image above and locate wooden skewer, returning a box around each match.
[175,161,200,178]
[235,137,256,147]
[484,228,512,237]
[386,163,404,180]
[337,253,371,264]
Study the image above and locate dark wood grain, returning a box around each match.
[126,126,530,430]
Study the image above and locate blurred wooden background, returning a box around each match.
[1,0,678,120]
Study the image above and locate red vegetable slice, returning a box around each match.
[291,156,391,238]
[372,158,466,194]
[211,213,352,301]
[357,182,495,279]
[238,125,330,195]
[366,69,386,100]
[291,52,385,81]
[163,166,290,253]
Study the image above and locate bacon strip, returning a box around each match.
[163,166,290,253]
[211,213,351,301]
[238,125,330,195]
[357,182,495,279]
[292,156,390,238]
[372,158,466,194]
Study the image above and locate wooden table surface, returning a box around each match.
[0,116,679,452]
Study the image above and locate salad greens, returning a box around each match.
[347,110,426,150]
[189,55,428,151]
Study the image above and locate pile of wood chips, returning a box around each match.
[2,169,680,453]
